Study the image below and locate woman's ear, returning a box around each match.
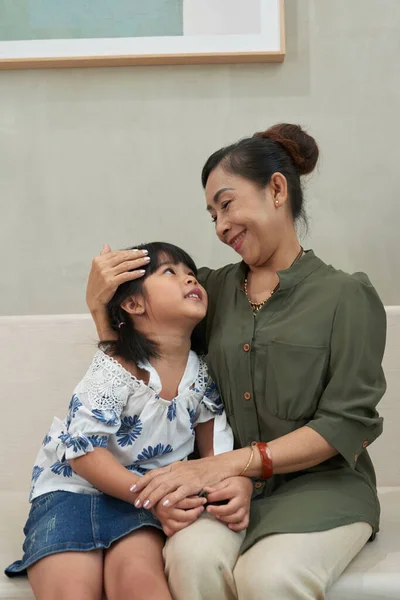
[120,296,145,316]
[270,172,289,208]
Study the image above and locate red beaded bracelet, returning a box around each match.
[252,441,273,479]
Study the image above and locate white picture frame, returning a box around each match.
[0,0,285,70]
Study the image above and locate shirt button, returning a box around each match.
[243,343,250,352]
[254,482,262,489]
[244,392,251,401]
[362,440,369,448]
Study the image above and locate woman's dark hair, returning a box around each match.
[101,242,198,364]
[201,123,319,224]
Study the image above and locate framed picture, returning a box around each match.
[0,0,285,70]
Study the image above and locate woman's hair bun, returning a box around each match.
[253,123,319,175]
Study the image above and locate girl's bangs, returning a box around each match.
[138,242,198,277]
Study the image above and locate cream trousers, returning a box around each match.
[163,514,372,600]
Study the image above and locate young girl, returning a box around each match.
[6,242,250,600]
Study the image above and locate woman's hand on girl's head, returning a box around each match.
[203,477,253,532]
[86,244,149,314]
[152,496,206,537]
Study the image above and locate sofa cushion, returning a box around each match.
[327,487,400,600]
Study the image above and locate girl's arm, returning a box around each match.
[195,418,254,532]
[192,394,252,533]
[60,351,142,502]
[70,448,139,503]
[195,420,214,458]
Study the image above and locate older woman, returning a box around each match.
[86,124,386,599]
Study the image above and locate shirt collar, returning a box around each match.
[137,350,199,396]
[235,250,324,290]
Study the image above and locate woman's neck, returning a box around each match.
[249,235,303,277]
[245,235,303,302]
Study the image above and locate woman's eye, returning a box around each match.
[163,267,175,275]
[210,200,231,223]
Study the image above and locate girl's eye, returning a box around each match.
[163,267,175,275]
[211,215,217,224]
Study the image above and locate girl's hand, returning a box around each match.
[131,458,232,510]
[152,496,206,537]
[204,477,253,532]
[86,244,149,314]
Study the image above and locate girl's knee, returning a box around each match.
[28,552,103,600]
[110,561,169,600]
[29,581,102,600]
[122,561,159,584]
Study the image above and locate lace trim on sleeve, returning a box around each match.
[193,358,208,394]
[193,358,224,415]
[79,350,141,413]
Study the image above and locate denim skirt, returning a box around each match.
[5,491,163,577]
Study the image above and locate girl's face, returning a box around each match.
[205,165,288,267]
[140,259,207,326]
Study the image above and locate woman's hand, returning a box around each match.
[204,476,253,532]
[131,457,235,510]
[86,244,149,315]
[152,496,206,537]
[86,244,150,340]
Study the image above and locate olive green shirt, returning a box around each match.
[197,250,386,553]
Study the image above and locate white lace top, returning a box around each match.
[30,350,233,501]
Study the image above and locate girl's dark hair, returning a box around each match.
[201,123,319,224]
[101,242,198,364]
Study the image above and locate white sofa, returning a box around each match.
[0,311,399,599]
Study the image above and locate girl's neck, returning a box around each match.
[145,332,192,401]
[134,319,192,366]
[149,333,191,370]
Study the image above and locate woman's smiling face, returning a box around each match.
[205,164,287,267]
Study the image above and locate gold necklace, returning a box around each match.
[244,246,304,314]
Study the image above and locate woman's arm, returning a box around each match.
[237,426,338,477]
[305,274,386,466]
[70,448,139,503]
[131,428,336,509]
[86,244,149,341]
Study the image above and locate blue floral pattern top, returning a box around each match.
[29,350,233,501]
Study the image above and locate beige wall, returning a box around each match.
[0,0,399,315]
